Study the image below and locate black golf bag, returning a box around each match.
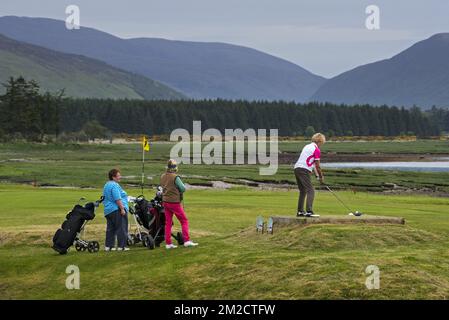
[128,187,184,249]
[52,197,103,255]
[134,197,158,231]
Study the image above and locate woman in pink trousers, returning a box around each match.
[160,159,198,249]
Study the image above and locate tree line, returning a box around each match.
[427,106,449,133]
[0,77,444,141]
[0,77,62,141]
[58,99,441,138]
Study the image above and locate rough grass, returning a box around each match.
[1,184,449,299]
[236,224,440,252]
[280,140,449,154]
[1,142,449,192]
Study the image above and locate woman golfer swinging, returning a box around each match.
[294,133,326,217]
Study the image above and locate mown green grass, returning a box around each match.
[1,141,449,299]
[1,184,449,299]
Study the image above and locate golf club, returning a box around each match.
[324,185,362,216]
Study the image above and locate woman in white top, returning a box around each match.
[293,133,326,217]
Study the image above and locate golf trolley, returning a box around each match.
[74,197,102,253]
[52,196,103,255]
[127,187,184,250]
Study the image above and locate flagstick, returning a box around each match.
[141,139,145,196]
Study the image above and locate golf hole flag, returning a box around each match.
[142,136,150,152]
[141,136,150,194]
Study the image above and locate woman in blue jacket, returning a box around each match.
[103,168,129,251]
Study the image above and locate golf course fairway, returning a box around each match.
[1,184,449,299]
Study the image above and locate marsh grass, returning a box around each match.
[1,142,449,192]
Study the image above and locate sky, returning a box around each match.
[1,0,449,78]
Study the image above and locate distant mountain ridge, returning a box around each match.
[0,16,326,101]
[0,33,185,100]
[310,33,449,109]
[1,16,448,108]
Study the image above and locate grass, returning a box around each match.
[280,140,449,154]
[1,184,449,299]
[1,141,449,299]
[1,142,449,192]
[0,46,184,100]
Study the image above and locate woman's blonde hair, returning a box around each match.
[311,133,326,144]
[166,159,178,173]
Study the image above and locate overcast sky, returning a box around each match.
[2,0,449,78]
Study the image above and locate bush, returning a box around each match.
[75,131,89,142]
[42,135,56,144]
[56,132,71,143]
[82,120,108,141]
[305,126,315,138]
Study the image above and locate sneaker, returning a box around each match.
[111,247,117,251]
[104,247,111,252]
[166,244,178,249]
[184,241,199,247]
[305,211,320,218]
[117,247,130,251]
[296,211,306,217]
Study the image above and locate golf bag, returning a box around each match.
[128,187,184,249]
[52,197,103,255]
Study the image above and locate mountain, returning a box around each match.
[0,16,326,101]
[311,34,449,109]
[0,33,185,100]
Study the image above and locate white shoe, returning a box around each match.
[184,241,199,247]
[117,247,130,251]
[104,247,111,252]
[166,244,178,249]
[111,247,117,251]
[305,212,320,218]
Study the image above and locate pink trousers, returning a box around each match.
[163,202,190,245]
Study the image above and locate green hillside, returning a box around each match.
[0,34,185,100]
